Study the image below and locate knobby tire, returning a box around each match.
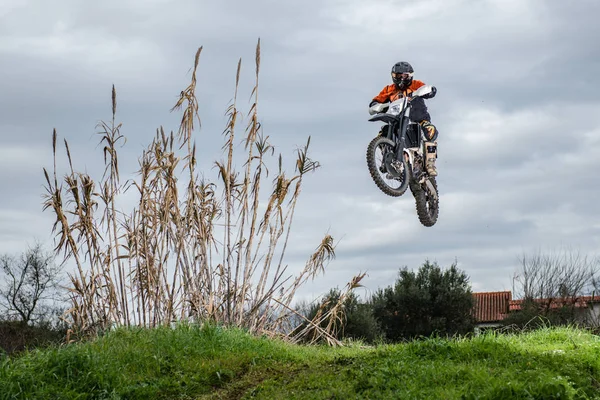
[366,136,409,197]
[410,178,439,227]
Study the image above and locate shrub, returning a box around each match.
[371,260,475,341]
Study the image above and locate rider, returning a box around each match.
[369,61,439,176]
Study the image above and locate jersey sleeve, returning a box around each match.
[372,85,394,103]
[410,80,426,91]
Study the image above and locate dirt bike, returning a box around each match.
[365,85,439,227]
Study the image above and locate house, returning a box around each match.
[471,291,511,332]
[471,290,600,331]
[509,294,600,326]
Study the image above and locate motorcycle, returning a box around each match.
[365,85,439,227]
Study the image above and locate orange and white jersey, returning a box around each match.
[372,80,427,103]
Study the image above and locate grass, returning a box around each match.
[1,325,599,399]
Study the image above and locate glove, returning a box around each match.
[421,86,437,99]
[369,101,388,115]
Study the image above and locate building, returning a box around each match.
[508,294,600,326]
[471,291,511,332]
[472,290,600,331]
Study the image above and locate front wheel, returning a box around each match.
[366,136,410,197]
[410,177,439,227]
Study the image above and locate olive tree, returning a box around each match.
[371,260,475,341]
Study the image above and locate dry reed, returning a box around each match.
[42,40,361,344]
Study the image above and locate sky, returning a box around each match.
[1,0,600,305]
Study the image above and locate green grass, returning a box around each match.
[1,324,599,399]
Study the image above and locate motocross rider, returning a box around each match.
[369,61,439,176]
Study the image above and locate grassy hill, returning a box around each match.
[1,323,599,399]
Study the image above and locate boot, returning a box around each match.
[425,141,438,176]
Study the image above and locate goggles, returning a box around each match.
[392,72,412,79]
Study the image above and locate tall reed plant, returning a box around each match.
[42,40,361,346]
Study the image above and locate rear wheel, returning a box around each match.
[366,136,409,197]
[410,177,439,227]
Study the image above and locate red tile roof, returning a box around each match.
[472,291,511,323]
[471,291,600,323]
[509,295,599,311]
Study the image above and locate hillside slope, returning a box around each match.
[1,324,599,399]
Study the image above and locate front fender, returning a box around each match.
[368,114,396,123]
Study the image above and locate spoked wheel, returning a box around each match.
[410,177,439,227]
[366,136,409,197]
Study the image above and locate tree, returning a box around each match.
[371,260,474,342]
[510,248,600,327]
[0,243,64,325]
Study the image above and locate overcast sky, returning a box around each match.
[1,0,600,304]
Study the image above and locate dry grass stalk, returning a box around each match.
[285,272,367,346]
[42,40,360,345]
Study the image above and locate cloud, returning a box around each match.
[282,94,600,298]
[1,0,599,307]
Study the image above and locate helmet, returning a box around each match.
[391,61,414,89]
